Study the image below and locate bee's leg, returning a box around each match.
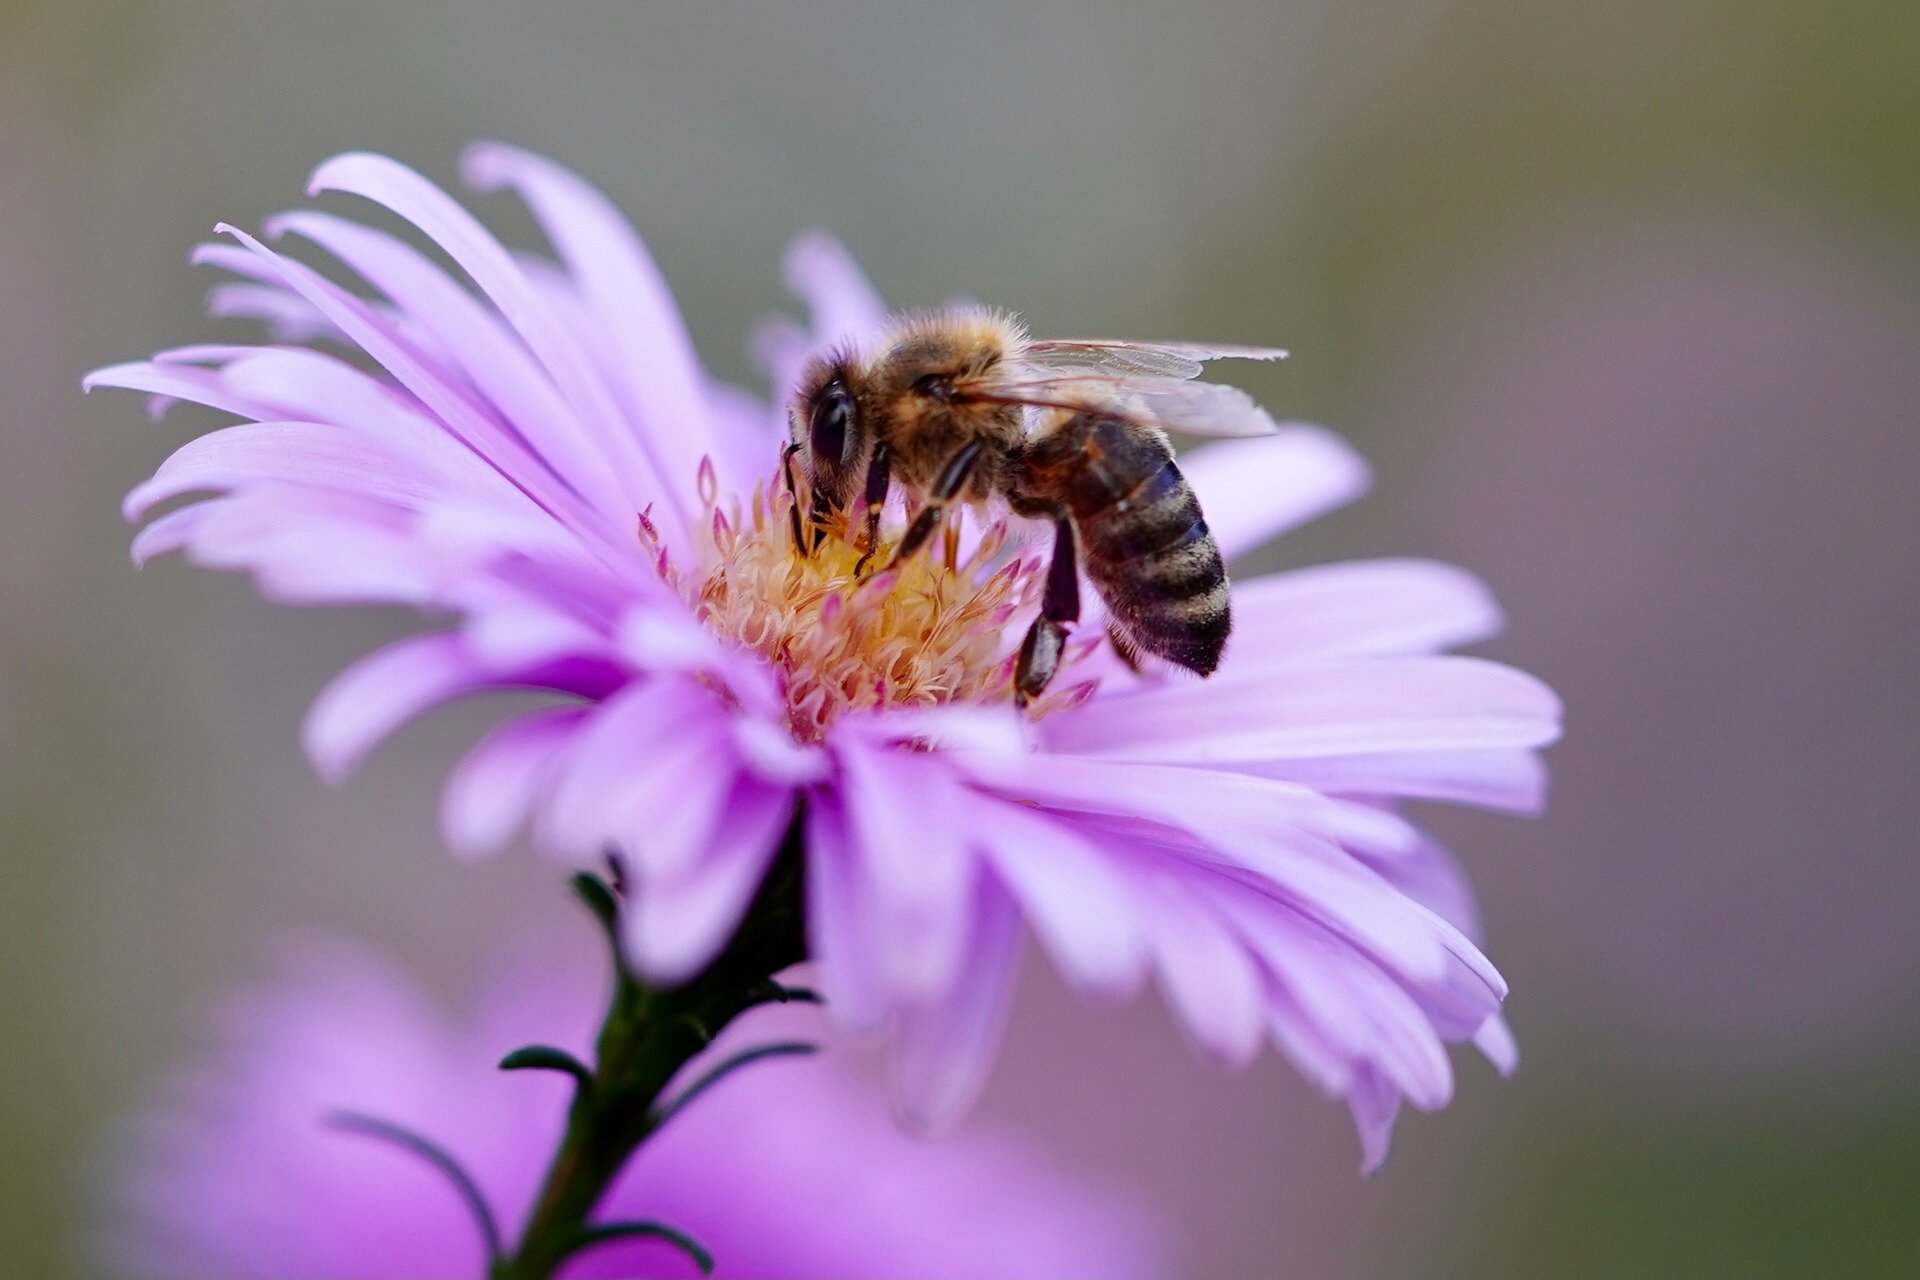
[888,440,984,568]
[780,442,810,555]
[1015,516,1081,707]
[851,442,893,575]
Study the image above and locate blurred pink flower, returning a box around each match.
[104,939,1167,1279]
[89,145,1558,1164]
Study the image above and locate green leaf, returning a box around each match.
[560,1220,714,1274]
[570,871,620,939]
[326,1110,502,1262]
[649,1041,818,1134]
[498,1044,595,1095]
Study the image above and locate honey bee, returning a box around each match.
[787,307,1286,705]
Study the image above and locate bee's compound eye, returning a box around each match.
[810,381,855,467]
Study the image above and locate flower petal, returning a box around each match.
[206,226,623,564]
[1227,558,1503,665]
[1246,747,1548,814]
[123,422,442,522]
[464,142,731,506]
[623,780,796,984]
[890,876,1021,1135]
[784,231,891,352]
[540,678,731,869]
[803,793,888,1031]
[1140,874,1266,1068]
[269,209,637,526]
[957,752,1452,983]
[1474,1014,1520,1076]
[130,499,222,565]
[1043,656,1563,766]
[973,800,1147,1001]
[439,708,584,859]
[305,153,681,530]
[1348,1063,1402,1175]
[1182,426,1370,562]
[1221,893,1455,1113]
[837,741,973,1001]
[206,280,336,342]
[303,633,492,785]
[85,360,264,420]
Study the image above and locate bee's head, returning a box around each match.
[789,352,867,515]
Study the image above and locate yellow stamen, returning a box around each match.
[676,467,1047,741]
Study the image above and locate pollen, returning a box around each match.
[651,462,1075,741]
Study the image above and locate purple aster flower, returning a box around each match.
[90,144,1559,1168]
[104,938,1168,1279]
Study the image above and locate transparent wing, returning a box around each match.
[1024,338,1288,381]
[979,374,1279,439]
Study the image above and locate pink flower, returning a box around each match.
[104,939,1168,1279]
[90,144,1559,1167]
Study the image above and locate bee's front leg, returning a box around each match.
[888,440,985,570]
[850,443,892,575]
[780,442,812,555]
[1015,516,1080,707]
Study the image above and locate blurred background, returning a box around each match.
[4,2,1917,1276]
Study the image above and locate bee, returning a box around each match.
[787,307,1285,705]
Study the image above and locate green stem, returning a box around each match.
[492,821,809,1280]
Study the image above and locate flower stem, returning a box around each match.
[493,820,809,1280]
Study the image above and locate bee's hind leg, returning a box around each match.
[887,440,985,569]
[1015,516,1081,708]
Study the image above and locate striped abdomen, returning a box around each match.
[1021,413,1230,675]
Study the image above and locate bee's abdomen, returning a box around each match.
[1064,422,1230,676]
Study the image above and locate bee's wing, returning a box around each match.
[1024,339,1288,381]
[979,374,1280,439]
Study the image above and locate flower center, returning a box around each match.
[648,460,1075,741]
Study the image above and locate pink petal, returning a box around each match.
[1222,893,1455,1110]
[1474,1014,1520,1076]
[269,209,636,527]
[439,708,585,859]
[972,800,1147,1000]
[1263,983,1356,1098]
[539,679,731,870]
[305,154,681,532]
[206,280,337,342]
[890,877,1022,1135]
[204,514,440,606]
[124,422,444,522]
[303,633,492,784]
[956,753,1451,983]
[1043,655,1563,765]
[1245,747,1548,814]
[1140,874,1266,1068]
[207,227,621,563]
[1348,1063,1402,1175]
[1182,426,1370,562]
[85,360,264,420]
[803,794,888,1031]
[837,742,973,1001]
[1227,558,1503,665]
[131,499,223,565]
[464,142,728,508]
[1359,833,1487,942]
[214,347,542,511]
[623,780,795,985]
[783,232,890,351]
[732,717,831,786]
